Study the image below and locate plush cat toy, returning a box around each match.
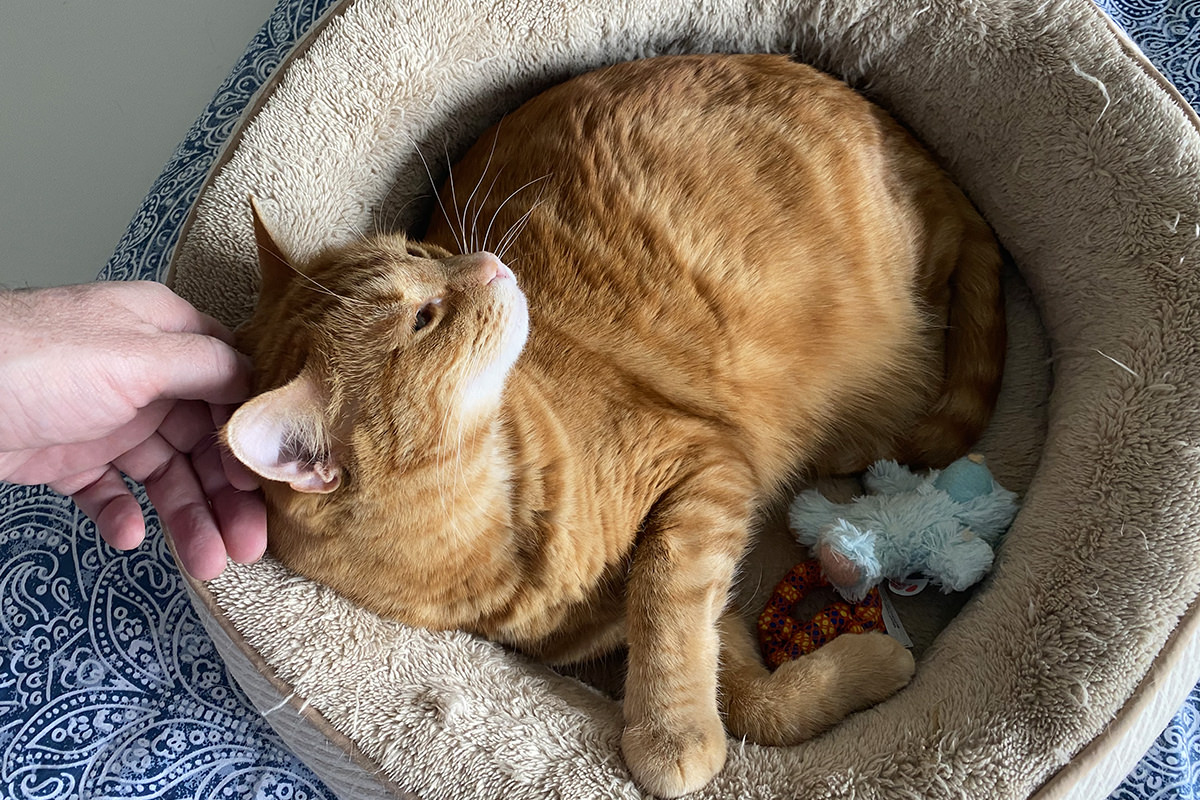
[789,455,1020,602]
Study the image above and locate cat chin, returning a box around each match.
[459,291,529,417]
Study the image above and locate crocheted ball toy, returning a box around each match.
[789,454,1020,603]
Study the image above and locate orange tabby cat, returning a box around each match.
[224,54,1004,797]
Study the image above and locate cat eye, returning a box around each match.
[413,298,443,333]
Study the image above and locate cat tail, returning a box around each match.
[902,220,1007,468]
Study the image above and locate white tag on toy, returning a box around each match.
[878,591,913,649]
[888,576,929,596]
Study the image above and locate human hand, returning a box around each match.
[0,281,266,580]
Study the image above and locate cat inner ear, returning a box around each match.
[223,372,342,494]
[248,196,296,300]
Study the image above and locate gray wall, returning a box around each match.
[0,0,278,288]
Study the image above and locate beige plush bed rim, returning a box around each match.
[167,0,1200,797]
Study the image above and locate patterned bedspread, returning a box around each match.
[1,0,1196,797]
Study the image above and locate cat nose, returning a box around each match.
[472,252,514,286]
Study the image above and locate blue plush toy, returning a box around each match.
[789,454,1019,602]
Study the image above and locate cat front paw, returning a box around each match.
[621,715,726,798]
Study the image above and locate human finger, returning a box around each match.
[163,400,262,496]
[214,487,268,564]
[114,434,228,580]
[192,434,267,564]
[123,407,261,575]
[116,281,236,343]
[0,400,173,478]
[65,465,147,551]
[145,454,228,581]
[156,400,219,454]
[141,333,254,406]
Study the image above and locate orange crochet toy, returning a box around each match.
[757,559,884,669]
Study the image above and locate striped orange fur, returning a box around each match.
[224,54,1004,797]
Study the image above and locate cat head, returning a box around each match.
[223,198,529,498]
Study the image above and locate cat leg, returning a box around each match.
[620,459,754,799]
[718,612,914,746]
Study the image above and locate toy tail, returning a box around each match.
[901,211,1006,468]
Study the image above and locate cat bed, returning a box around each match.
[166,0,1200,797]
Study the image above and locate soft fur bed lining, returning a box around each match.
[170,0,1200,796]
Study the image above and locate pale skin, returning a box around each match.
[0,280,267,580]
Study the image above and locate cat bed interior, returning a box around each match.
[167,0,1200,796]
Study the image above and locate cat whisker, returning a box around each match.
[258,242,370,307]
[495,177,549,259]
[433,405,483,529]
[433,391,455,522]
[469,168,505,254]
[414,146,465,254]
[495,197,545,261]
[448,405,509,528]
[494,211,534,260]
[370,192,392,239]
[443,140,471,255]
[462,121,505,254]
[446,412,475,519]
[329,202,368,243]
[481,174,551,255]
[379,193,431,238]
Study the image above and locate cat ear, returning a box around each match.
[224,372,342,494]
[248,196,295,300]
